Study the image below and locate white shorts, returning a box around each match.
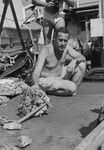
[43,10,65,27]
[38,76,76,96]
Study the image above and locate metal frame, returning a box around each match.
[0,0,26,51]
[0,0,35,79]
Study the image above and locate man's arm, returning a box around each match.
[64,45,86,75]
[64,0,75,7]
[66,45,86,64]
[32,0,54,7]
[32,47,47,86]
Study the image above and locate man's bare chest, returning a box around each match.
[45,54,65,69]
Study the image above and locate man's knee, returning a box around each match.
[77,62,86,73]
[55,79,77,96]
[60,81,77,96]
[54,81,77,96]
[68,82,77,95]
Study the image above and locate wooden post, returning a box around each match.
[74,120,104,150]
[85,20,90,43]
[101,143,104,150]
[99,0,104,18]
[99,0,104,67]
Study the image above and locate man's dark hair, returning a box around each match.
[53,27,70,39]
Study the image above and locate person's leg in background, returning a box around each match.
[43,26,53,45]
[52,13,66,41]
[42,13,66,45]
[42,18,54,45]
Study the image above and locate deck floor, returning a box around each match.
[0,81,104,150]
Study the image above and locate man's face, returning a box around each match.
[55,32,69,52]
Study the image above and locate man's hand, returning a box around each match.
[46,1,54,7]
[66,59,77,73]
[32,83,41,91]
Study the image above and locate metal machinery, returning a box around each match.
[84,0,104,81]
[0,0,34,81]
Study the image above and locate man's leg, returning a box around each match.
[71,62,86,87]
[39,77,77,96]
[52,79,77,96]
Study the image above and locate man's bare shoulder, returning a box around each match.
[41,43,53,53]
[46,43,53,49]
[38,44,53,58]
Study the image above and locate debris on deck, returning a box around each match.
[18,85,51,118]
[0,78,51,131]
[16,135,32,148]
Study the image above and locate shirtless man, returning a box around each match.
[32,28,86,96]
[32,0,75,44]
